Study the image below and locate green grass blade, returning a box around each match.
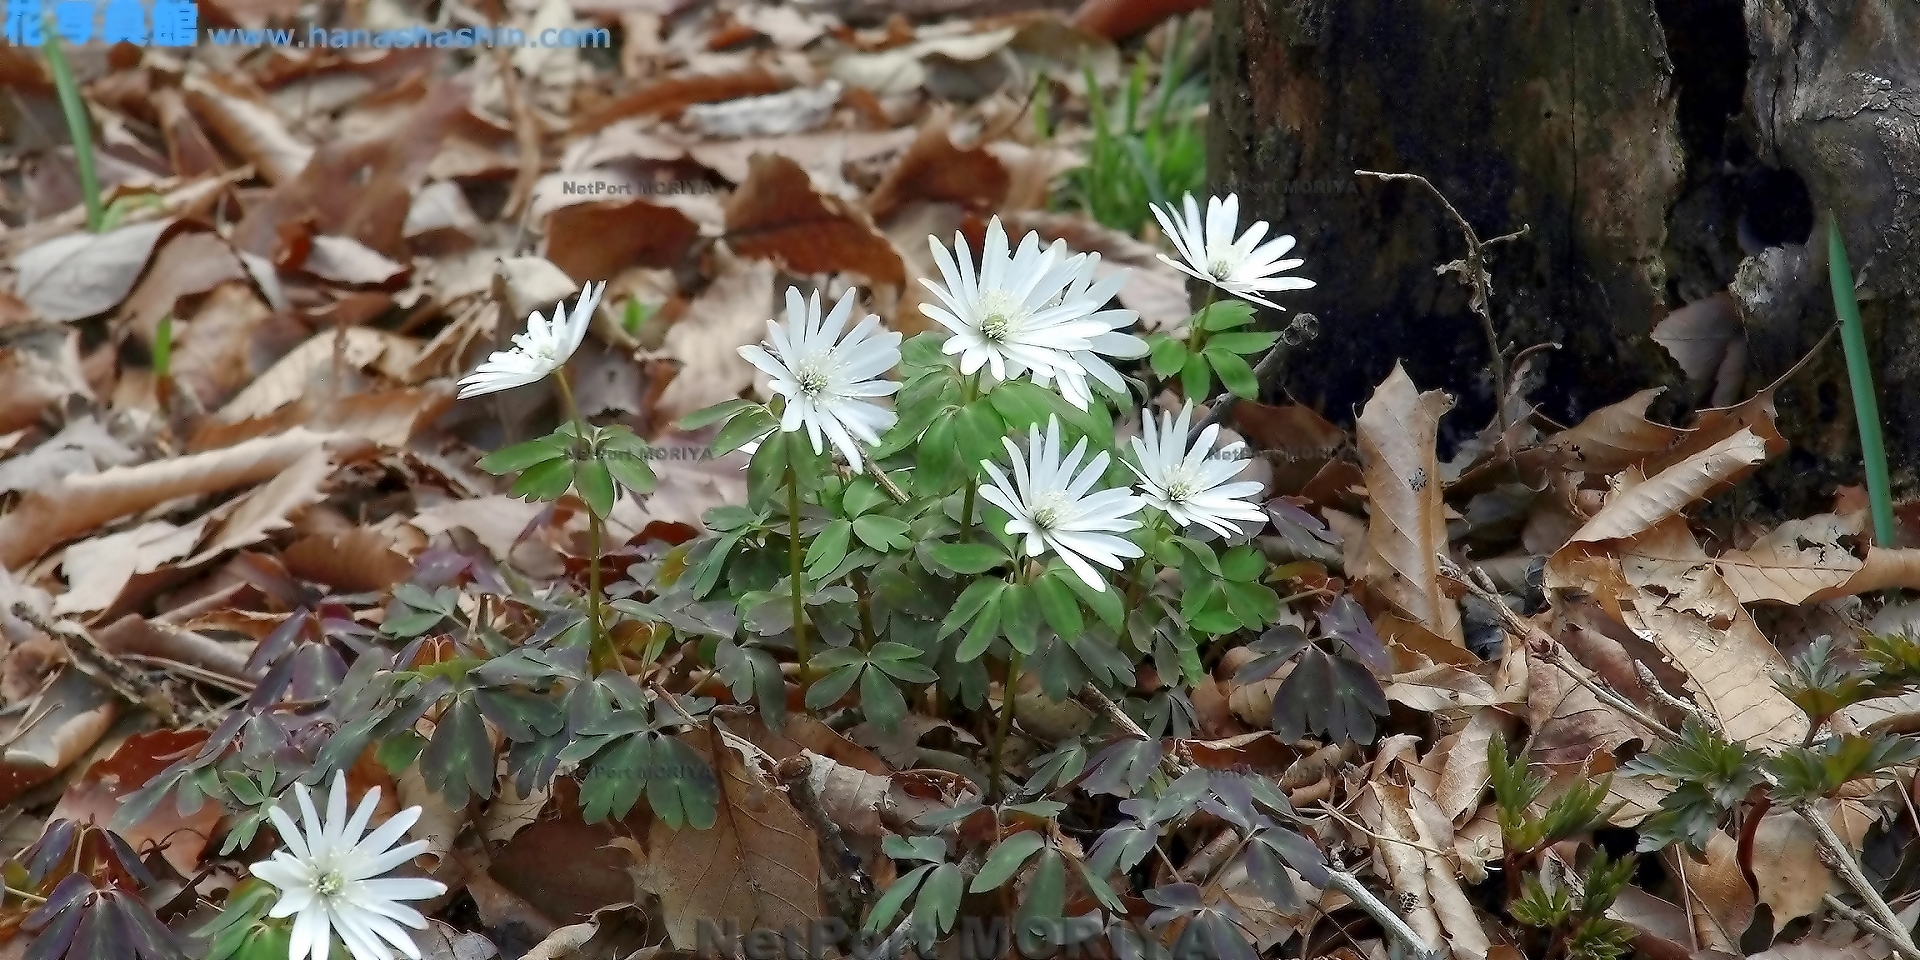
[41,21,104,233]
[1828,218,1897,546]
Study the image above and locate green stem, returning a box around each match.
[853,569,877,652]
[786,465,810,684]
[41,21,102,232]
[1188,285,1218,359]
[553,371,609,669]
[1829,219,1896,547]
[3,884,47,904]
[957,374,983,542]
[990,649,1023,801]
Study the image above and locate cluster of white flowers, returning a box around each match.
[455,194,1308,591]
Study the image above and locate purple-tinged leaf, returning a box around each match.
[1320,594,1390,673]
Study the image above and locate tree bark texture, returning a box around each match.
[1211,0,1920,509]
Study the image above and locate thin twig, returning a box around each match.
[775,755,870,932]
[12,602,178,725]
[1631,661,1710,729]
[1802,805,1919,952]
[1823,893,1920,960]
[1356,169,1530,433]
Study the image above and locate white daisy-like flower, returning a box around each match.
[978,415,1144,592]
[739,287,902,472]
[1150,194,1314,310]
[1126,403,1268,538]
[249,772,447,960]
[457,281,607,398]
[1028,253,1148,410]
[919,218,1114,389]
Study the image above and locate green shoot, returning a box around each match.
[622,299,654,338]
[1828,219,1895,546]
[41,18,104,233]
[1057,19,1206,235]
[154,315,175,382]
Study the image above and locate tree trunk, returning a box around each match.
[1211,0,1920,511]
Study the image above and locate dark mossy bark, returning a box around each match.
[1210,0,1920,513]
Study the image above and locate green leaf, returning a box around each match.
[807,664,864,711]
[509,456,573,502]
[605,449,658,496]
[1149,335,1188,378]
[865,865,933,933]
[650,735,720,830]
[1016,848,1067,948]
[420,697,493,807]
[956,400,1009,467]
[575,458,617,518]
[678,398,758,431]
[1033,572,1086,641]
[860,664,909,730]
[1205,346,1259,398]
[941,579,1005,639]
[955,587,1008,663]
[853,515,911,552]
[928,542,1008,575]
[915,864,964,937]
[806,520,853,578]
[842,479,891,518]
[1001,582,1042,656]
[712,404,777,456]
[916,411,963,494]
[989,380,1103,437]
[970,832,1046,892]
[478,435,571,475]
[746,429,792,506]
[1180,352,1212,400]
[1197,300,1256,331]
[1222,581,1280,629]
[1057,565,1124,630]
[1206,331,1279,355]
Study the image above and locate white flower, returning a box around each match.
[978,416,1144,592]
[739,287,902,471]
[250,772,447,960]
[1127,403,1267,537]
[456,281,606,398]
[1150,194,1314,310]
[919,218,1115,390]
[1028,253,1148,410]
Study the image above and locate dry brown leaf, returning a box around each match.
[636,723,822,950]
[301,235,409,286]
[1537,387,1689,476]
[1662,829,1753,954]
[1523,645,1658,766]
[0,325,92,433]
[1383,665,1499,711]
[1644,381,1789,476]
[574,69,795,133]
[723,153,906,286]
[1714,512,1864,604]
[13,219,180,323]
[54,518,207,617]
[169,282,303,410]
[866,109,1010,220]
[0,669,119,805]
[1652,293,1744,387]
[49,729,219,876]
[1750,808,1834,933]
[187,448,335,563]
[545,199,700,283]
[685,82,844,139]
[652,255,776,424]
[1810,547,1920,600]
[217,328,424,423]
[410,495,553,567]
[1360,781,1487,959]
[1357,782,1444,954]
[183,70,315,184]
[194,387,451,452]
[0,427,369,570]
[1562,429,1769,547]
[113,231,251,344]
[1429,709,1507,823]
[1356,364,1464,645]
[283,527,415,593]
[1601,519,1809,750]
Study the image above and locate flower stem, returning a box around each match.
[991,649,1023,801]
[553,371,609,670]
[1188,285,1218,359]
[853,569,877,652]
[958,374,982,542]
[786,464,810,685]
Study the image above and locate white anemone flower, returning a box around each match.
[1127,403,1268,537]
[250,772,447,960]
[1027,253,1148,410]
[978,416,1144,592]
[920,218,1114,388]
[457,281,606,398]
[739,287,902,471]
[1150,194,1314,310]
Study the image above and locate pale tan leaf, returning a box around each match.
[410,496,552,567]
[0,428,368,570]
[1565,428,1768,546]
[183,71,315,184]
[1811,547,1920,601]
[113,231,249,343]
[0,669,120,805]
[282,527,415,593]
[1431,709,1508,823]
[217,328,424,423]
[14,220,178,323]
[1357,782,1445,955]
[1714,512,1864,604]
[0,325,92,434]
[653,255,777,423]
[639,723,822,950]
[1662,830,1753,954]
[54,519,208,617]
[302,235,408,285]
[1651,293,1743,386]
[1750,808,1833,933]
[188,448,335,563]
[1537,387,1689,476]
[1383,665,1499,711]
[1612,519,1808,750]
[1356,364,1463,644]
